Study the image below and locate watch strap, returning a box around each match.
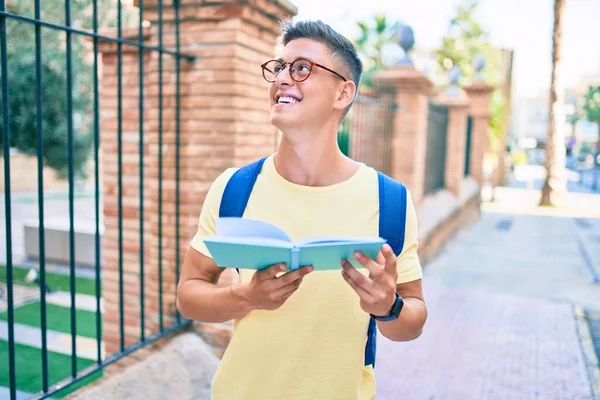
[370,292,403,321]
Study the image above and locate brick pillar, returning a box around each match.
[98,1,297,358]
[464,82,494,183]
[373,67,433,207]
[97,27,154,357]
[436,95,470,197]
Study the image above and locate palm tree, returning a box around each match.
[354,15,398,87]
[540,0,567,207]
[355,14,396,68]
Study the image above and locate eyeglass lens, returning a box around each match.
[262,59,312,82]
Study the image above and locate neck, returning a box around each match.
[273,123,359,187]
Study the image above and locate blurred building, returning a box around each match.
[511,85,598,153]
[574,64,600,151]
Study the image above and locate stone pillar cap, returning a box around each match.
[133,0,298,20]
[464,81,495,94]
[373,66,434,94]
[433,94,470,108]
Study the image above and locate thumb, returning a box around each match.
[259,263,287,280]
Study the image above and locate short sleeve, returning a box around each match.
[395,189,423,284]
[190,168,237,257]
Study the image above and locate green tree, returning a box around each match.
[435,0,492,83]
[354,14,398,87]
[0,0,138,180]
[435,0,513,193]
[434,0,505,143]
[355,15,397,70]
[339,15,398,156]
[583,86,600,143]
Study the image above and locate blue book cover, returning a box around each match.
[203,217,387,271]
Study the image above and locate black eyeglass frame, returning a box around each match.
[261,58,348,83]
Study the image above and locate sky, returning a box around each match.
[290,0,600,99]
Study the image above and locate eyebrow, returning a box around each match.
[276,56,315,63]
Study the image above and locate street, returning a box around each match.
[377,185,600,399]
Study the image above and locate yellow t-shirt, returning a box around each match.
[191,155,422,400]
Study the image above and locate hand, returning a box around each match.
[240,263,313,311]
[341,244,398,317]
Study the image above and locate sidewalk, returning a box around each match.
[376,186,600,399]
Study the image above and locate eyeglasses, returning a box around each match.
[261,58,347,83]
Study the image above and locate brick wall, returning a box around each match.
[97,0,297,362]
[373,67,434,208]
[365,67,492,281]
[98,32,157,355]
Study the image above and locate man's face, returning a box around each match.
[267,38,348,132]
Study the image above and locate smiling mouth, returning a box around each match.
[276,96,301,105]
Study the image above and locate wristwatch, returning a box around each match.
[370,292,404,321]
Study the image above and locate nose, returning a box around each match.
[274,63,294,87]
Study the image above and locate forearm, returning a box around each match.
[176,279,254,323]
[376,297,427,342]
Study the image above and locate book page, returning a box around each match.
[297,236,385,246]
[216,217,293,242]
[205,236,293,248]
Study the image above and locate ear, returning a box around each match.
[333,80,357,112]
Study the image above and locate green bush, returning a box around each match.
[0,0,138,180]
[337,130,350,156]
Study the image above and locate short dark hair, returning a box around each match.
[280,20,363,94]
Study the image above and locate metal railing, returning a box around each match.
[424,101,449,195]
[464,115,473,177]
[342,86,397,176]
[0,0,194,398]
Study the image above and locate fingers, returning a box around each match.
[375,250,386,266]
[352,251,385,279]
[276,265,313,286]
[380,244,398,273]
[271,278,303,299]
[262,267,311,307]
[341,259,373,292]
[258,263,288,280]
[341,263,376,303]
[258,264,313,281]
[353,245,397,278]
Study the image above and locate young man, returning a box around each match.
[176,20,427,400]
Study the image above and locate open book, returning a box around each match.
[203,217,386,271]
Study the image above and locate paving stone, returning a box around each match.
[375,283,592,400]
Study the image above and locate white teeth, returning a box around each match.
[278,96,300,104]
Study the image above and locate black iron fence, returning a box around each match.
[424,101,449,195]
[341,86,397,176]
[0,1,193,398]
[464,115,473,177]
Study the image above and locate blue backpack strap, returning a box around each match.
[364,171,408,367]
[218,157,267,274]
[219,157,267,218]
[377,172,407,256]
